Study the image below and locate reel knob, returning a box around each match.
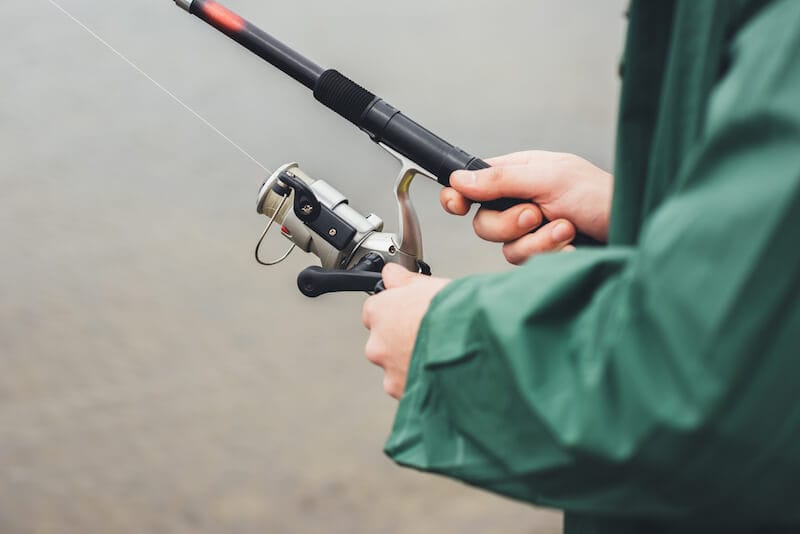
[297,253,386,298]
[297,268,383,298]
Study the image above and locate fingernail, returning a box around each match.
[518,209,538,228]
[446,200,456,212]
[552,222,573,243]
[452,171,476,186]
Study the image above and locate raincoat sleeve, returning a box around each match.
[385,0,800,520]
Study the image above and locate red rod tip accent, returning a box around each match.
[202,1,246,32]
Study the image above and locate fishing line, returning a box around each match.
[45,0,271,173]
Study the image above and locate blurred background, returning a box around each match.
[1,1,626,532]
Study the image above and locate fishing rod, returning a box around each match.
[173,0,598,297]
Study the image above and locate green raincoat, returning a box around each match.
[384,1,800,532]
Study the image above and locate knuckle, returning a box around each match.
[472,211,486,235]
[366,349,382,366]
[485,167,503,186]
[365,337,384,366]
[383,376,399,398]
[440,187,455,206]
[361,298,376,328]
[530,207,544,228]
[503,231,554,265]
[474,210,517,242]
[502,243,523,265]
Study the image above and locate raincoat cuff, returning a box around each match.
[383,274,486,470]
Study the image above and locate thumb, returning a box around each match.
[382,263,421,289]
[450,166,548,203]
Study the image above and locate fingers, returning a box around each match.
[440,187,472,216]
[502,219,576,265]
[362,295,377,329]
[442,152,553,215]
[366,335,402,399]
[472,203,542,242]
[383,376,403,400]
[362,293,407,400]
[382,263,421,290]
[451,165,554,203]
[364,333,384,366]
[484,151,540,167]
[363,265,424,329]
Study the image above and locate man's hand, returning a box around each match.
[362,264,451,399]
[441,151,613,264]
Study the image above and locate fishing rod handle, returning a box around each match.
[314,71,601,246]
[459,159,600,246]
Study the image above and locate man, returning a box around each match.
[361,1,800,532]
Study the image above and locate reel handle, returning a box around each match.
[297,267,382,298]
[295,253,430,297]
[297,252,385,297]
[467,159,602,248]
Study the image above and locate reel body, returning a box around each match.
[256,158,430,297]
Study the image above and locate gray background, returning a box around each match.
[1,1,626,532]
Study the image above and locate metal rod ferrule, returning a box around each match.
[174,0,193,12]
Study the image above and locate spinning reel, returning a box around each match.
[255,146,431,297]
